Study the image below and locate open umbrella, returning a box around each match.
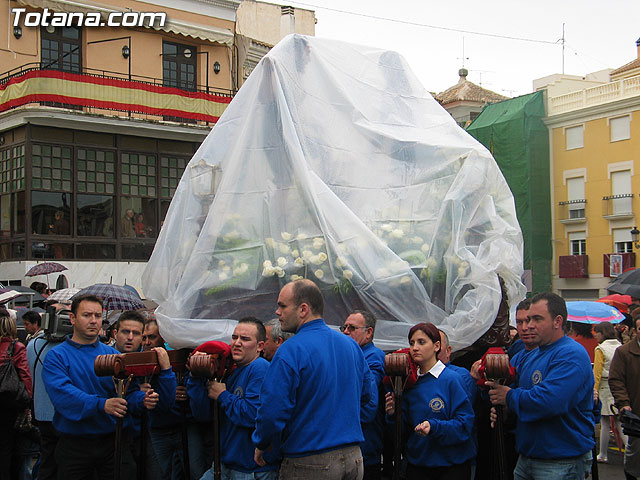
[48,287,82,305]
[597,293,633,313]
[25,262,68,277]
[71,284,145,311]
[607,268,640,298]
[0,289,24,304]
[566,301,625,324]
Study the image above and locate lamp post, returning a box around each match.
[87,36,132,81]
[631,226,640,249]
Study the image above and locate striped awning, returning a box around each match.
[16,0,234,45]
[0,69,232,122]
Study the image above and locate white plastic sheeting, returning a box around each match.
[142,34,525,351]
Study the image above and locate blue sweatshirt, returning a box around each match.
[43,336,145,436]
[252,319,375,457]
[446,363,477,405]
[187,357,278,473]
[392,361,476,467]
[27,337,57,422]
[506,335,595,458]
[361,342,385,466]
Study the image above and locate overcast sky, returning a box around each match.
[285,0,640,98]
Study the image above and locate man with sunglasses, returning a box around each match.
[342,311,386,480]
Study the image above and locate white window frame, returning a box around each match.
[565,125,584,150]
[610,115,631,142]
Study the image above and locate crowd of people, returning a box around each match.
[1,279,640,480]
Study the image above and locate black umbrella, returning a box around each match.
[607,269,640,298]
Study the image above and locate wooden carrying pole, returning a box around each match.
[384,352,409,480]
[483,350,512,480]
[189,353,224,480]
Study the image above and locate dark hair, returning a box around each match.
[22,310,42,327]
[516,299,531,312]
[568,321,594,339]
[631,307,640,321]
[350,310,376,332]
[238,316,266,342]
[116,310,145,330]
[593,321,617,340]
[291,279,324,316]
[29,281,48,295]
[71,294,103,315]
[408,322,441,354]
[531,292,567,329]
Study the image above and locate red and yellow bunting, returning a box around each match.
[0,70,232,122]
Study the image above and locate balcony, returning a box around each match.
[548,74,640,116]
[603,252,635,277]
[558,199,587,224]
[0,64,233,126]
[602,194,635,220]
[559,255,589,278]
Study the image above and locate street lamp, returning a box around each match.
[631,226,640,249]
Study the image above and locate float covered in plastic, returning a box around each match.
[141,34,525,351]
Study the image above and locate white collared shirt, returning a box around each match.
[417,359,445,379]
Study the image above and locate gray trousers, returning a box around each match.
[280,445,363,480]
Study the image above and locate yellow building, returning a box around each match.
[540,38,640,299]
[0,0,314,289]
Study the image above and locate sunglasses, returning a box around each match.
[339,325,369,333]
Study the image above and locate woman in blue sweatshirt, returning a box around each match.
[385,322,475,480]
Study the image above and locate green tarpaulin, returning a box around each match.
[466,91,551,294]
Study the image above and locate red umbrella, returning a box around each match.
[597,293,633,313]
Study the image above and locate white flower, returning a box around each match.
[262,267,275,277]
[277,257,288,267]
[302,250,313,259]
[222,230,240,242]
[400,276,411,285]
[281,232,292,241]
[460,261,470,270]
[291,249,300,258]
[458,266,468,278]
[222,265,231,273]
[291,274,303,281]
[343,270,353,280]
[314,269,324,279]
[311,255,324,265]
[296,233,306,241]
[421,243,430,254]
[335,256,346,268]
[318,252,327,262]
[274,266,285,278]
[381,223,393,232]
[233,263,248,276]
[312,238,325,250]
[218,260,226,267]
[426,257,437,269]
[337,243,347,253]
[389,229,404,239]
[263,260,273,269]
[294,257,304,267]
[279,243,291,254]
[265,237,275,248]
[412,236,424,244]
[376,268,390,277]
[218,272,228,281]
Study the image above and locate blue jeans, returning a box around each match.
[514,452,592,480]
[150,423,211,480]
[200,464,279,480]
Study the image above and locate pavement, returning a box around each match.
[594,436,626,480]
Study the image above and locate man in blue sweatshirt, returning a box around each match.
[342,310,385,480]
[43,294,160,480]
[189,317,279,480]
[253,279,376,479]
[486,292,595,480]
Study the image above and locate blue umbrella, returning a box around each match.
[566,301,625,324]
